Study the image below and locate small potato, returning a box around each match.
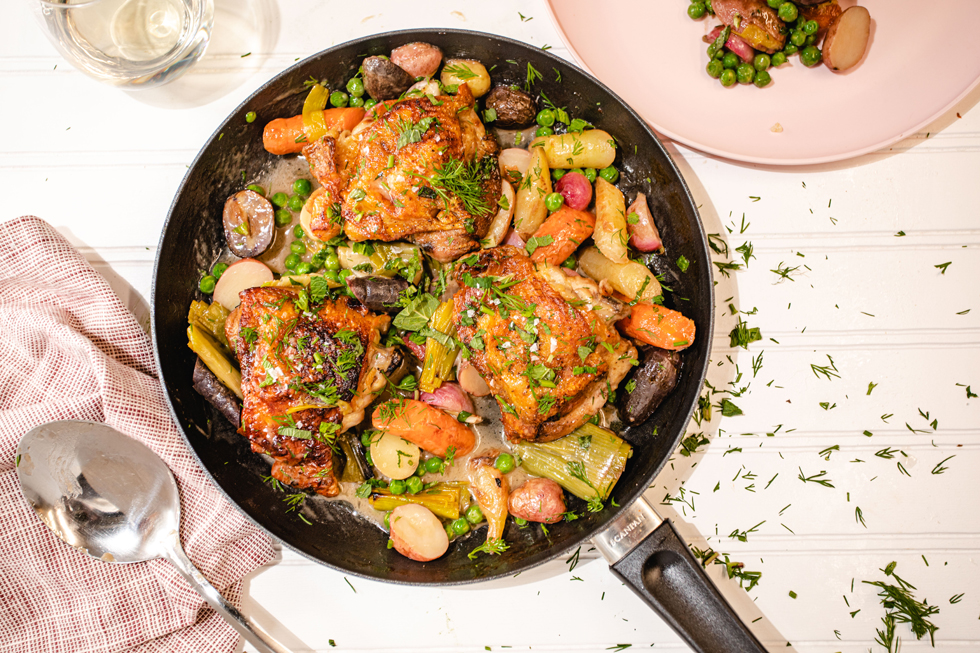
[370,431,420,480]
[514,146,552,239]
[498,148,531,187]
[578,246,662,303]
[533,130,616,170]
[389,504,449,562]
[441,59,491,98]
[823,6,871,73]
[508,478,566,524]
[390,42,443,79]
[483,180,515,248]
[593,177,629,264]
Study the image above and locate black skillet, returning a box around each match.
[151,29,765,653]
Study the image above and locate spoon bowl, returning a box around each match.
[16,420,289,653]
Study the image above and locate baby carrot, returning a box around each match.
[618,302,696,351]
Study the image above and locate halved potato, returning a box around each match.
[823,6,871,73]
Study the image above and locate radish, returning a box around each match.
[555,172,593,211]
[213,258,274,310]
[389,504,449,562]
[421,382,475,414]
[626,193,664,253]
[706,26,756,63]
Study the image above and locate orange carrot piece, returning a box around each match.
[618,302,696,351]
[262,107,365,155]
[528,206,595,266]
[372,398,476,458]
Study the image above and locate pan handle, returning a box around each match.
[594,499,767,653]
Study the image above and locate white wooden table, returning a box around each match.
[4,1,978,651]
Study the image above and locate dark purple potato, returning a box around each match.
[347,276,410,313]
[223,190,275,258]
[192,357,241,426]
[362,56,415,100]
[617,346,681,425]
[485,86,538,129]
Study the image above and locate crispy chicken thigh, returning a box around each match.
[452,246,636,442]
[340,85,500,262]
[235,287,397,496]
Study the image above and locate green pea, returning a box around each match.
[535,126,553,138]
[445,522,455,540]
[349,96,365,108]
[245,111,257,123]
[736,62,755,85]
[753,69,772,88]
[384,511,392,530]
[545,192,564,213]
[346,77,365,98]
[514,517,528,526]
[552,168,567,181]
[451,518,470,535]
[271,192,288,208]
[790,30,806,47]
[293,178,312,196]
[324,269,340,283]
[425,457,444,473]
[777,1,797,22]
[415,463,427,477]
[294,262,313,275]
[330,90,349,108]
[687,1,705,19]
[584,168,597,183]
[706,43,719,59]
[722,51,739,69]
[771,51,787,67]
[198,275,216,294]
[494,453,516,473]
[805,34,817,46]
[569,168,584,177]
[290,240,307,256]
[364,98,378,109]
[324,253,340,271]
[536,108,556,127]
[753,53,771,71]
[767,0,783,7]
[211,262,229,279]
[464,504,484,525]
[246,184,265,196]
[293,225,305,238]
[405,476,423,494]
[598,166,619,184]
[389,479,406,495]
[361,431,373,447]
[720,68,737,87]
[275,208,292,227]
[706,59,724,79]
[783,43,799,56]
[803,19,819,35]
[288,194,304,212]
[338,269,352,283]
[284,253,300,270]
[800,45,821,67]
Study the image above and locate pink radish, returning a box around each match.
[421,382,475,414]
[213,258,274,310]
[555,172,593,211]
[705,26,756,62]
[626,193,664,253]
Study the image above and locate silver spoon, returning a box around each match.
[16,420,290,653]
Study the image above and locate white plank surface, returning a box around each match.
[3,0,978,651]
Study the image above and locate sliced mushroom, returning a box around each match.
[223,190,275,258]
[362,56,415,100]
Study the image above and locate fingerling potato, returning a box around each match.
[514,146,552,239]
[578,246,662,303]
[593,177,629,264]
[533,130,616,170]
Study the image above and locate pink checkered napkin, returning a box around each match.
[0,216,276,653]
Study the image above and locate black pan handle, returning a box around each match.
[595,501,767,653]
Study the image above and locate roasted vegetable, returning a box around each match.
[347,276,409,314]
[188,299,232,350]
[484,86,537,128]
[482,180,515,248]
[618,302,696,351]
[617,347,681,425]
[362,56,415,100]
[823,6,871,72]
[508,478,566,524]
[440,59,491,98]
[800,0,843,41]
[192,357,242,425]
[223,190,276,258]
[212,258,274,311]
[514,146,551,238]
[390,42,443,79]
[389,504,449,562]
[370,482,465,520]
[372,399,476,457]
[527,206,595,267]
[467,457,509,543]
[593,177,629,263]
[262,107,364,155]
[513,423,631,505]
[370,430,420,480]
[578,246,662,303]
[419,301,459,394]
[711,0,786,53]
[626,192,664,253]
[187,323,242,399]
[533,130,616,170]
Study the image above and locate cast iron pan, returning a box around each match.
[152,29,765,653]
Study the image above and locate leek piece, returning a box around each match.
[302,84,330,143]
[339,437,365,484]
[187,325,243,399]
[513,423,631,502]
[369,482,463,520]
[187,300,231,351]
[419,301,459,394]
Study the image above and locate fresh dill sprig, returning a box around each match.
[797,467,834,488]
[811,355,840,380]
[863,562,940,651]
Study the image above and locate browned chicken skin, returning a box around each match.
[451,246,636,443]
[235,287,395,496]
[340,85,500,262]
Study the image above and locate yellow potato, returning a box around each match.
[370,431,420,480]
[533,130,616,169]
[578,246,662,303]
[593,177,629,264]
[823,6,871,73]
[514,146,552,239]
[440,59,491,98]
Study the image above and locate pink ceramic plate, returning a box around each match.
[546,0,980,165]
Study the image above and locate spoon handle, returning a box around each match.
[164,541,292,653]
